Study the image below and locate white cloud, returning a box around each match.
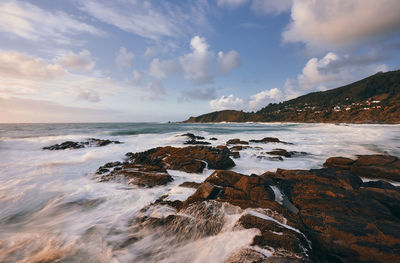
[209,94,245,111]
[78,0,210,41]
[149,36,242,85]
[248,88,281,110]
[281,52,389,100]
[0,50,125,103]
[0,97,125,123]
[58,50,95,72]
[251,0,292,15]
[179,87,217,102]
[179,36,214,84]
[0,0,104,44]
[217,0,248,8]
[0,50,66,81]
[218,50,241,75]
[149,58,179,79]
[115,47,134,69]
[283,0,400,48]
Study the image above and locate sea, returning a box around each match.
[0,122,399,262]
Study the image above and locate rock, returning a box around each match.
[43,138,121,150]
[226,139,249,145]
[97,146,235,187]
[230,151,240,159]
[266,149,308,158]
[183,139,211,145]
[324,154,400,182]
[43,141,84,150]
[99,163,172,188]
[129,146,235,173]
[323,156,355,169]
[209,137,218,140]
[179,181,201,189]
[265,165,400,262]
[180,133,205,140]
[249,137,292,145]
[184,170,277,210]
[257,156,284,161]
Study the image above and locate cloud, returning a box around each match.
[251,0,292,15]
[248,88,281,110]
[150,36,241,84]
[218,50,242,75]
[0,50,66,81]
[179,36,214,84]
[0,0,104,44]
[0,50,127,103]
[209,94,245,111]
[149,58,179,79]
[0,96,125,123]
[281,52,389,99]
[283,0,400,48]
[78,0,210,41]
[179,87,217,102]
[217,0,249,8]
[58,50,95,72]
[115,47,134,69]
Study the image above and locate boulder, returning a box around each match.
[226,139,249,145]
[265,165,400,262]
[324,154,400,182]
[267,149,308,158]
[180,133,205,140]
[249,137,292,145]
[96,146,235,187]
[43,138,121,150]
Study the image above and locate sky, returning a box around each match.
[0,0,399,123]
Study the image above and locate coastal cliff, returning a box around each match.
[184,70,400,123]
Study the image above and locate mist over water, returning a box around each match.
[1,123,399,262]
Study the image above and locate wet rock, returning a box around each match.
[179,181,201,189]
[97,146,235,187]
[249,137,292,145]
[226,139,249,145]
[129,146,235,173]
[257,156,284,161]
[267,149,308,158]
[323,156,355,169]
[43,141,84,150]
[43,138,121,150]
[183,139,211,145]
[324,154,400,182]
[180,133,205,140]
[99,165,173,188]
[184,170,277,210]
[265,164,400,262]
[230,151,240,159]
[209,137,218,140]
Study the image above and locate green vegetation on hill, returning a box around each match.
[185,70,400,123]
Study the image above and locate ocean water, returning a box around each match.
[0,122,399,262]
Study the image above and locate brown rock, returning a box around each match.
[226,139,249,145]
[179,181,201,188]
[323,156,355,169]
[268,164,400,262]
[324,154,400,182]
[249,137,292,145]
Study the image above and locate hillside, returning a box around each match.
[184,70,400,124]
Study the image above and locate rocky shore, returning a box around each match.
[94,135,400,262]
